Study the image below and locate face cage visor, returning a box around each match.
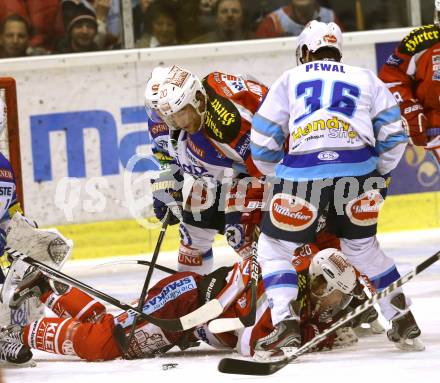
[310,274,353,311]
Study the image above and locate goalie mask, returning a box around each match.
[144,66,170,123]
[309,248,357,313]
[296,20,342,65]
[156,65,207,133]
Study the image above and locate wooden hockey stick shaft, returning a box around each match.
[6,246,223,332]
[218,250,440,376]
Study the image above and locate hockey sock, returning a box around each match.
[23,317,79,356]
[41,287,106,322]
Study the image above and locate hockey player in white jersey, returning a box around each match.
[250,21,423,355]
[145,66,268,274]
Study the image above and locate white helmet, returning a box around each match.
[144,66,170,122]
[435,0,440,25]
[156,65,206,127]
[296,20,342,65]
[309,248,356,296]
[0,98,6,136]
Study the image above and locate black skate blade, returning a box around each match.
[218,357,292,376]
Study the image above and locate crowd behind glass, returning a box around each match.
[0,0,434,59]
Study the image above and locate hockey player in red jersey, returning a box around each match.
[147,65,268,274]
[379,0,440,163]
[0,247,372,365]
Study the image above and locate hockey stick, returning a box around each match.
[96,260,177,275]
[5,246,223,332]
[218,250,440,376]
[126,211,171,349]
[208,240,259,333]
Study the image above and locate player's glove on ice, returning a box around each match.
[151,164,184,225]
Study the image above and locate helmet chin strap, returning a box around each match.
[194,94,207,132]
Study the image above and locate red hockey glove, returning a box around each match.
[240,177,266,242]
[301,323,336,351]
[400,100,428,146]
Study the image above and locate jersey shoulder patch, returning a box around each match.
[203,78,242,144]
[399,24,440,55]
[0,153,14,181]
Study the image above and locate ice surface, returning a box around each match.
[3,229,440,383]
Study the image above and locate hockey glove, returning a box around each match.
[400,99,428,146]
[151,164,184,225]
[301,322,336,351]
[239,176,266,233]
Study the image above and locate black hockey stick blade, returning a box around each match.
[218,356,295,375]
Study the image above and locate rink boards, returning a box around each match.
[0,27,438,259]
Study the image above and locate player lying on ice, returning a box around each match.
[0,244,374,366]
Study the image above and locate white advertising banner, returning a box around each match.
[0,28,412,226]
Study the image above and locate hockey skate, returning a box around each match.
[387,293,424,351]
[253,316,301,361]
[348,296,385,336]
[0,324,25,344]
[7,268,69,310]
[0,338,34,368]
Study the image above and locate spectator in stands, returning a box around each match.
[60,0,120,50]
[0,0,61,51]
[190,0,250,44]
[0,14,46,58]
[198,0,218,34]
[132,0,154,41]
[135,0,179,48]
[176,0,201,43]
[255,0,337,38]
[56,3,101,53]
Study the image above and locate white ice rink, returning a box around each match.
[3,229,440,383]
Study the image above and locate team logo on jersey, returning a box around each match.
[143,276,197,313]
[225,224,245,250]
[386,54,404,67]
[400,25,440,54]
[203,86,241,143]
[269,193,317,232]
[292,116,358,143]
[345,190,384,226]
[317,151,339,161]
[433,70,440,81]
